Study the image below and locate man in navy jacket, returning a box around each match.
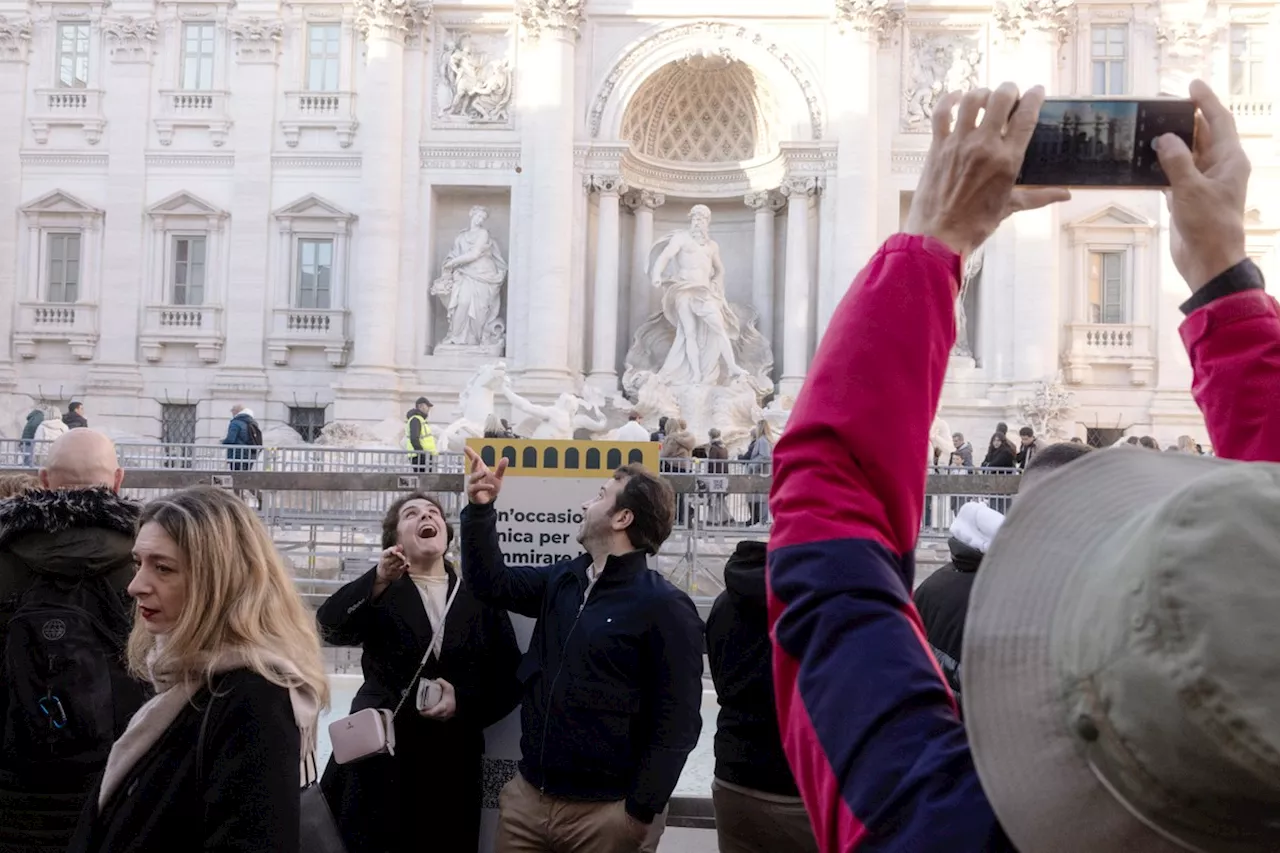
[461,448,703,853]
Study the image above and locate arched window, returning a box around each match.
[543,448,559,469]
[565,448,580,469]
[586,448,602,470]
[481,446,497,467]
[522,447,538,469]
[606,448,623,469]
[501,446,517,467]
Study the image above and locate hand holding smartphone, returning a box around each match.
[1016,97,1196,188]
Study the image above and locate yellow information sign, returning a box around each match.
[464,438,660,566]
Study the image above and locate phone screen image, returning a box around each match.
[1016,98,1196,188]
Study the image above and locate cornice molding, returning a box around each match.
[419,144,520,171]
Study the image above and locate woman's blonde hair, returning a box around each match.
[0,473,40,499]
[128,486,329,710]
[756,419,774,442]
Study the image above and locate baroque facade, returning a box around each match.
[0,0,1275,446]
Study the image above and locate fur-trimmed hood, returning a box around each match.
[0,487,139,581]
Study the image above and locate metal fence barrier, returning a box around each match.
[0,441,1022,602]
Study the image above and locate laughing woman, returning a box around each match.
[318,492,521,853]
[68,486,329,853]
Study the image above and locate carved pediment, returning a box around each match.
[147,190,227,219]
[273,193,356,222]
[20,189,103,216]
[1067,203,1153,230]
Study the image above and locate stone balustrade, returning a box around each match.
[13,301,98,359]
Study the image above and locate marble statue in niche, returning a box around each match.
[436,29,512,125]
[431,205,508,354]
[622,204,774,454]
[627,205,771,389]
[953,244,984,358]
[903,33,983,131]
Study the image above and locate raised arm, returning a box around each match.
[503,386,550,421]
[1152,81,1278,463]
[649,234,682,287]
[767,84,1066,853]
[460,447,549,617]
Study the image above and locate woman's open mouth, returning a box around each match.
[139,606,159,621]
[417,523,438,540]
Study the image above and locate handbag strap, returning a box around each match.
[392,574,462,717]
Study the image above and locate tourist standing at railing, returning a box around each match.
[0,430,147,853]
[405,397,437,473]
[617,410,653,442]
[705,429,730,525]
[743,421,773,526]
[318,492,520,853]
[69,486,329,853]
[461,448,703,853]
[1013,426,1046,470]
[20,408,43,467]
[951,433,974,468]
[221,405,262,473]
[979,424,1011,468]
[768,78,1280,853]
[63,401,88,430]
[706,540,817,853]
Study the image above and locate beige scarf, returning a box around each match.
[98,644,320,809]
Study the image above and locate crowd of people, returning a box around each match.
[0,76,1275,853]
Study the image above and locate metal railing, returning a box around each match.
[0,441,1021,601]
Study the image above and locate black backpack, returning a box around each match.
[244,418,263,458]
[2,572,142,771]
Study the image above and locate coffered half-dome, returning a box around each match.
[621,54,777,165]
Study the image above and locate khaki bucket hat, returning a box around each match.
[962,448,1280,853]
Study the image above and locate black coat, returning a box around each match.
[63,411,88,429]
[706,541,800,797]
[0,488,147,853]
[68,669,301,853]
[461,502,704,824]
[317,566,520,853]
[913,538,984,697]
[982,445,1016,469]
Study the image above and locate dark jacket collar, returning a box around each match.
[946,537,984,573]
[0,487,139,547]
[0,488,140,580]
[572,549,650,584]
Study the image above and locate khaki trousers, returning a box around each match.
[494,774,666,853]
[711,779,819,853]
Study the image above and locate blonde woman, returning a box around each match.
[68,486,329,853]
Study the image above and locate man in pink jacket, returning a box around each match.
[768,78,1274,853]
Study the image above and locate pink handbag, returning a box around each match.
[329,707,398,764]
[327,578,460,765]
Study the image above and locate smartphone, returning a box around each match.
[1016,97,1196,188]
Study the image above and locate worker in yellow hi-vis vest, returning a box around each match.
[405,396,437,472]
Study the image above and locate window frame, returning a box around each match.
[305,22,341,93]
[295,237,334,310]
[170,233,208,306]
[1087,249,1130,324]
[1229,22,1267,98]
[45,231,82,304]
[271,194,355,318]
[1089,23,1129,96]
[179,21,216,91]
[55,20,91,89]
[287,406,328,443]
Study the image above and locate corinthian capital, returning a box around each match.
[835,0,902,47]
[994,0,1075,44]
[0,16,32,63]
[623,190,665,212]
[517,0,585,41]
[744,190,785,212]
[355,0,432,44]
[585,174,628,195]
[780,177,823,198]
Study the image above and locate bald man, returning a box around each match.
[0,430,145,852]
[40,428,124,492]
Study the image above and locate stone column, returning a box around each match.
[828,2,897,332]
[0,17,32,399]
[624,190,663,340]
[214,16,285,401]
[779,177,821,397]
[744,190,782,346]
[515,0,584,393]
[89,16,159,422]
[585,175,627,390]
[334,0,423,422]
[993,4,1070,389]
